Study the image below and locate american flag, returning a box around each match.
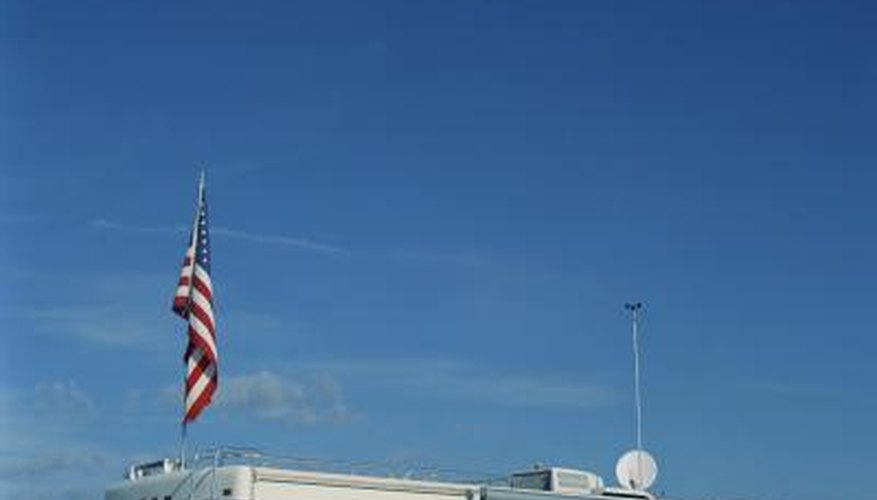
[172,174,217,423]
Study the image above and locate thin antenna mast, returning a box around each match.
[624,302,644,451]
[616,302,658,491]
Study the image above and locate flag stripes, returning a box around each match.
[173,174,217,424]
[172,247,195,315]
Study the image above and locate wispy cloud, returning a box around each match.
[8,295,309,353]
[89,218,501,269]
[90,218,352,256]
[0,386,128,499]
[210,227,352,256]
[0,381,96,421]
[0,449,109,480]
[314,359,617,409]
[143,371,356,425]
[33,381,96,418]
[380,249,487,267]
[0,381,101,484]
[217,371,355,424]
[90,217,185,235]
[19,305,169,351]
[0,444,119,500]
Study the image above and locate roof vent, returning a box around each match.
[127,459,180,480]
[511,467,604,494]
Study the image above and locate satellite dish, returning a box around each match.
[615,449,658,490]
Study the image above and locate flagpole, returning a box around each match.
[180,419,188,469]
[180,172,205,469]
[192,172,205,251]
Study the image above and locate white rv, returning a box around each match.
[106,450,653,500]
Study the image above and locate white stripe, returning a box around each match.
[188,263,217,359]
[193,265,212,292]
[175,249,195,300]
[191,288,214,327]
[189,313,218,361]
[186,374,211,411]
[185,347,208,401]
[186,363,215,411]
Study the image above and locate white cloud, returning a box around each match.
[216,371,354,425]
[140,371,356,425]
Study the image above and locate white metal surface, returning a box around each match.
[106,464,477,500]
[509,467,603,494]
[106,465,252,500]
[107,457,653,500]
[254,468,475,500]
[614,450,657,491]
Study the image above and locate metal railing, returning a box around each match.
[185,446,509,486]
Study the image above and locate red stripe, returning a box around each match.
[187,325,217,362]
[174,192,216,424]
[173,252,194,315]
[185,380,216,422]
[172,297,189,317]
[183,345,217,423]
[192,277,212,303]
[184,378,216,423]
[189,301,215,338]
[185,349,214,390]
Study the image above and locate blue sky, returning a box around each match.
[2,1,876,499]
